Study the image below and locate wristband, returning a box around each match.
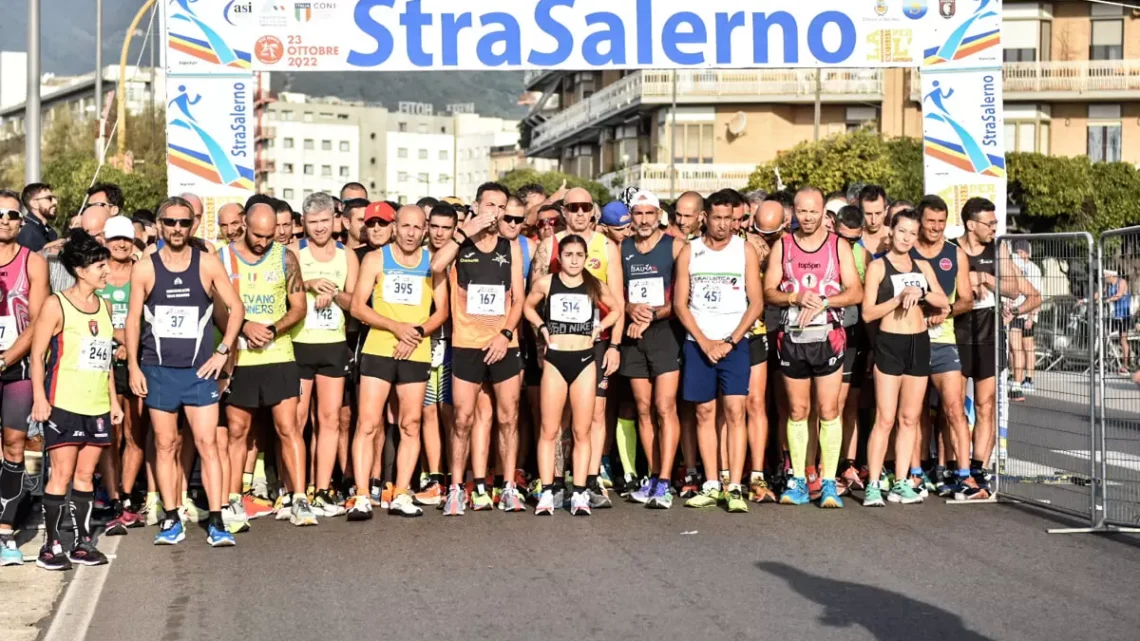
[413,326,425,337]
[455,228,469,240]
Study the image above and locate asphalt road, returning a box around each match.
[61,498,1140,641]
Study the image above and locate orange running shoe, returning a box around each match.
[414,480,443,506]
[242,493,274,520]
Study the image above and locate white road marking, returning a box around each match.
[1051,449,1140,473]
[42,535,121,641]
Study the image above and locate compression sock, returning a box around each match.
[494,475,505,490]
[70,490,95,543]
[473,478,486,495]
[819,417,842,480]
[254,452,266,481]
[787,418,809,479]
[242,472,253,494]
[0,459,25,528]
[208,511,223,530]
[615,417,637,477]
[43,493,67,546]
[430,473,444,485]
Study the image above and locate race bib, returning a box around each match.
[890,273,928,298]
[785,306,827,328]
[928,322,944,340]
[306,298,342,330]
[111,311,127,330]
[694,281,727,311]
[0,316,15,350]
[468,284,505,316]
[629,277,665,307]
[549,293,591,324]
[153,305,197,339]
[79,338,113,371]
[382,274,422,306]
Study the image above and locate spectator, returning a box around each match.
[18,183,59,251]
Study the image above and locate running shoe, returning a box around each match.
[888,480,923,504]
[414,480,443,506]
[513,469,529,493]
[36,544,72,571]
[1009,384,1025,403]
[535,489,555,515]
[818,479,843,509]
[569,491,591,516]
[953,476,989,501]
[154,519,186,545]
[726,487,749,513]
[618,473,639,498]
[144,494,161,526]
[498,486,525,513]
[206,524,236,547]
[551,487,566,511]
[470,489,493,511]
[909,476,930,499]
[222,499,250,534]
[346,495,374,521]
[679,473,701,499]
[242,493,274,519]
[588,483,613,509]
[122,508,144,529]
[646,481,673,509]
[251,477,271,503]
[779,477,811,506]
[1022,378,1035,393]
[443,486,466,516]
[491,486,502,507]
[600,457,614,489]
[181,500,209,523]
[0,534,23,566]
[306,484,316,503]
[389,492,423,517]
[104,514,130,536]
[863,483,886,507]
[274,493,293,521]
[749,478,777,504]
[685,482,721,508]
[629,477,655,504]
[312,490,346,517]
[528,479,544,505]
[840,466,865,492]
[806,472,822,501]
[290,497,319,526]
[369,480,383,507]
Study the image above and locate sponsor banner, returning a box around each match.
[248,0,943,71]
[921,68,1005,180]
[166,0,258,73]
[165,76,256,206]
[925,175,1007,238]
[195,194,247,243]
[922,0,1002,69]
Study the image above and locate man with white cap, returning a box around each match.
[621,189,686,508]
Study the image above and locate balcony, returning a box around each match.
[524,69,561,90]
[256,125,276,141]
[530,69,884,156]
[597,163,758,200]
[909,60,1140,102]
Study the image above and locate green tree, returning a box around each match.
[497,168,610,204]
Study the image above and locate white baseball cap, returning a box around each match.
[629,189,660,210]
[825,199,848,215]
[104,216,135,241]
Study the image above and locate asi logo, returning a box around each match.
[939,0,956,18]
[904,0,928,20]
[874,0,888,17]
[223,0,253,26]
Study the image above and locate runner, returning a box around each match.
[217,203,245,245]
[531,187,624,508]
[833,206,872,494]
[342,198,369,250]
[860,209,949,506]
[275,200,296,246]
[340,182,368,202]
[0,190,49,566]
[525,235,621,515]
[535,204,563,242]
[126,197,244,546]
[99,217,149,536]
[430,182,525,516]
[347,205,448,520]
[17,182,59,251]
[1009,239,1043,396]
[419,204,459,506]
[764,187,864,508]
[290,193,358,517]
[30,230,122,570]
[219,203,315,527]
[666,191,704,242]
[858,185,890,258]
[620,190,685,509]
[910,196,978,498]
[497,197,536,495]
[955,197,1040,500]
[674,190,764,513]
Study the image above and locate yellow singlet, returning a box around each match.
[46,293,113,415]
[221,242,294,366]
[292,240,349,345]
[362,245,433,363]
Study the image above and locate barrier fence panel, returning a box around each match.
[995,233,1098,526]
[1097,227,1140,531]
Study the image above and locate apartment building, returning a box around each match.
[522,1,1140,198]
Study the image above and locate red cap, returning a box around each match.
[364,201,395,223]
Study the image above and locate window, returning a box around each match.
[319,112,334,119]
[398,172,409,183]
[440,126,446,134]
[417,172,429,183]
[1002,19,1041,63]
[417,123,428,134]
[339,166,350,177]
[321,140,332,151]
[282,163,294,174]
[283,188,294,199]
[303,112,313,122]
[398,122,408,132]
[438,174,449,185]
[303,139,314,150]
[321,165,332,177]
[673,123,714,164]
[337,114,349,120]
[370,132,377,140]
[303,164,313,175]
[1090,18,1124,61]
[439,150,449,161]
[303,189,313,198]
[1004,122,1051,154]
[280,110,294,121]
[397,147,408,159]
[418,149,428,160]
[283,137,294,149]
[339,141,350,152]
[1088,105,1122,163]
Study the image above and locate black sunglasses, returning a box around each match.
[160,217,193,229]
[365,219,391,228]
[564,202,592,214]
[0,209,21,221]
[502,215,524,225]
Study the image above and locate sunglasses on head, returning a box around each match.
[365,219,390,228]
[160,217,193,229]
[564,202,592,214]
[0,209,21,221]
[502,215,524,225]
[753,225,782,236]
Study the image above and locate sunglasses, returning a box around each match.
[502,215,524,225]
[838,233,862,244]
[0,209,21,221]
[83,202,110,211]
[294,232,305,240]
[564,202,592,214]
[539,218,561,227]
[365,219,391,228]
[160,217,193,229]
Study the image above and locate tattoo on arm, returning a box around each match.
[532,241,551,280]
[285,250,303,295]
